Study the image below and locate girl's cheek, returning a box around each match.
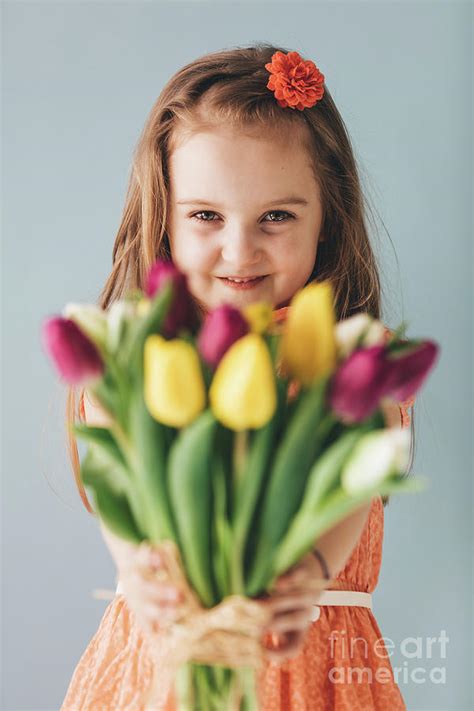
[185,236,215,264]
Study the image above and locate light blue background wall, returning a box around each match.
[2,2,472,709]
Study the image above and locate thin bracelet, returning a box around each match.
[312,548,331,581]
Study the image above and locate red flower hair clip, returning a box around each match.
[265,50,325,111]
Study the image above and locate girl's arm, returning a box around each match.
[312,500,372,580]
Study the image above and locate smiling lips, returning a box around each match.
[217,275,267,289]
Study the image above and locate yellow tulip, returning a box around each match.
[279,281,337,386]
[209,333,277,431]
[242,301,273,334]
[143,334,206,427]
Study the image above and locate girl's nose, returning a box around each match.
[220,226,263,267]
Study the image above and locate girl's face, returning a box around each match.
[167,124,324,313]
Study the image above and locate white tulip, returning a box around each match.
[106,300,136,353]
[63,303,107,348]
[341,427,411,494]
[363,320,387,348]
[391,427,412,473]
[335,314,388,359]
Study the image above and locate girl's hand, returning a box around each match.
[258,552,325,664]
[100,519,325,662]
[99,521,186,638]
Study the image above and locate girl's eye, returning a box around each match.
[190,210,294,223]
[191,211,219,222]
[264,210,293,223]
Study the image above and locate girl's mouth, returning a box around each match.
[217,276,267,290]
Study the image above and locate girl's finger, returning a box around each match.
[136,541,166,575]
[274,567,300,587]
[262,592,320,614]
[274,567,311,591]
[138,578,184,602]
[262,630,306,663]
[121,570,185,609]
[121,568,160,590]
[264,609,315,635]
[131,557,169,585]
[142,600,182,625]
[153,585,184,605]
[148,548,164,571]
[137,608,172,636]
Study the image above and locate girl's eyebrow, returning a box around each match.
[176,196,309,208]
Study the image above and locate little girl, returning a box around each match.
[61,43,415,710]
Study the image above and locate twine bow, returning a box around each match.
[139,538,330,710]
[140,539,272,709]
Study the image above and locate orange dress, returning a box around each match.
[61,309,414,710]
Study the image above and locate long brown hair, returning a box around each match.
[65,42,414,514]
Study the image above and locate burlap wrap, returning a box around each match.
[139,538,330,710]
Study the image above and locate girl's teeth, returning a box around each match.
[218,275,266,288]
[227,277,258,282]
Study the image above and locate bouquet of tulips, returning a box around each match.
[42,259,439,710]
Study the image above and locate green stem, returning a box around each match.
[231,430,249,594]
[232,430,248,497]
[109,420,133,462]
[107,419,153,539]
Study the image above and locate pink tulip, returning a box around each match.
[145,259,198,338]
[382,340,439,402]
[328,344,390,423]
[197,304,249,369]
[41,317,104,385]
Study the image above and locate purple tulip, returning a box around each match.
[381,340,440,402]
[328,344,391,423]
[41,317,104,385]
[145,259,197,338]
[197,304,250,369]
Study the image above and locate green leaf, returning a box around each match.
[81,447,144,543]
[266,333,281,367]
[128,390,177,544]
[90,376,120,417]
[245,376,335,596]
[273,473,428,579]
[93,483,142,544]
[168,410,220,607]
[386,320,409,343]
[72,424,128,470]
[231,378,287,593]
[299,425,372,512]
[211,450,232,598]
[266,427,371,579]
[78,438,130,500]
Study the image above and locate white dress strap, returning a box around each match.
[115,581,372,613]
[310,590,372,620]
